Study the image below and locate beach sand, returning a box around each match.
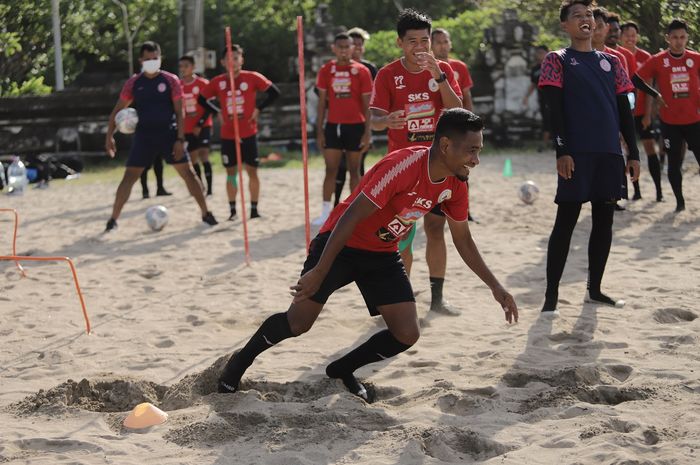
[1,152,699,464]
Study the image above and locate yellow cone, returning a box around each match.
[123,402,168,429]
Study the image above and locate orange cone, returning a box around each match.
[123,402,168,429]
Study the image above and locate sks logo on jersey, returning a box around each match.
[411,197,433,209]
[394,75,406,89]
[408,92,430,102]
[672,66,688,73]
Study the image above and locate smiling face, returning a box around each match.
[621,26,638,49]
[592,16,608,48]
[439,131,483,182]
[606,20,621,47]
[398,28,431,67]
[562,4,595,42]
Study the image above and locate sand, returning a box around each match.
[1,152,699,464]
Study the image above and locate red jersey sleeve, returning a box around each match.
[440,181,469,222]
[440,61,462,98]
[636,56,657,81]
[200,77,218,99]
[369,67,392,113]
[162,72,183,101]
[361,150,421,208]
[359,66,372,94]
[539,52,564,88]
[253,72,272,92]
[461,64,474,90]
[119,75,138,101]
[315,63,329,91]
[611,55,634,94]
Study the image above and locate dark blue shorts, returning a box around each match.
[555,152,625,204]
[126,129,190,168]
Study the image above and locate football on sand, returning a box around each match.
[518,180,540,204]
[146,205,169,231]
[115,108,138,134]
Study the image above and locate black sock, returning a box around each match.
[544,202,582,307]
[667,148,684,210]
[326,330,412,380]
[648,154,662,200]
[429,277,444,305]
[229,201,236,216]
[219,312,294,392]
[192,162,202,181]
[203,161,213,194]
[140,169,149,195]
[154,156,165,191]
[587,201,615,296]
[251,201,260,218]
[632,180,641,198]
[334,156,347,207]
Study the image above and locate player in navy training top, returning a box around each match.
[104,41,217,231]
[538,0,640,313]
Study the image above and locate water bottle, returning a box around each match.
[7,156,28,195]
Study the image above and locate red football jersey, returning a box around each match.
[370,58,462,153]
[316,60,373,124]
[604,46,630,75]
[181,75,213,133]
[200,71,272,139]
[629,47,653,116]
[637,49,700,125]
[320,146,469,252]
[447,58,474,91]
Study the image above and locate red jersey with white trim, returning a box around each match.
[200,71,272,139]
[629,47,653,116]
[370,58,462,153]
[316,60,373,124]
[447,58,474,91]
[604,46,630,75]
[637,49,700,125]
[320,147,469,252]
[181,75,213,134]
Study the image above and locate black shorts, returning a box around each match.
[634,116,655,140]
[126,129,190,168]
[301,232,414,316]
[661,121,700,157]
[185,127,211,151]
[221,136,259,168]
[324,123,365,152]
[555,152,626,204]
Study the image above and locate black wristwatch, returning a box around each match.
[435,72,447,83]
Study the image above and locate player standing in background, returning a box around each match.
[179,56,214,196]
[313,33,373,225]
[621,22,664,202]
[104,41,217,231]
[370,9,464,316]
[198,45,281,220]
[637,19,700,212]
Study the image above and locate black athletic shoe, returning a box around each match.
[656,193,664,202]
[228,211,237,221]
[632,192,642,201]
[250,210,261,219]
[156,189,172,197]
[105,218,118,232]
[142,190,150,199]
[326,365,368,401]
[202,212,218,226]
[675,200,686,213]
[430,300,461,316]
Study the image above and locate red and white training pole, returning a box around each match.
[296,16,311,251]
[225,26,251,265]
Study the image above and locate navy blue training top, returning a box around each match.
[538,48,634,155]
[119,71,183,131]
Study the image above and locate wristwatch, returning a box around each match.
[435,72,447,83]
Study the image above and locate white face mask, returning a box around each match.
[142,58,161,74]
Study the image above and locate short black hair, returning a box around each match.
[179,55,195,65]
[434,108,484,142]
[535,44,550,52]
[139,41,161,57]
[397,8,431,38]
[334,32,351,43]
[220,44,243,59]
[559,0,595,22]
[621,21,639,33]
[592,6,608,22]
[431,28,449,40]
[667,19,688,34]
[606,12,621,25]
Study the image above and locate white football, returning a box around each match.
[115,108,139,134]
[518,180,540,204]
[145,205,169,231]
